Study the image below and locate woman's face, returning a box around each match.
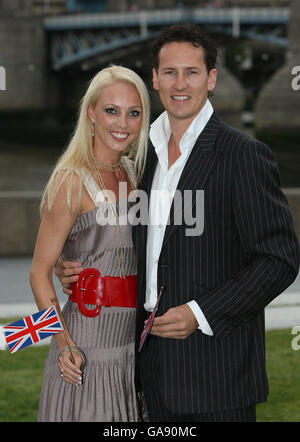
[88,80,143,156]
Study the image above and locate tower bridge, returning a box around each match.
[44,7,288,70]
[0,0,298,138]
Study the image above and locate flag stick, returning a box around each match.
[50,297,76,365]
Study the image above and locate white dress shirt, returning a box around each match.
[145,99,214,336]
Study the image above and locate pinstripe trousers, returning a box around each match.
[139,336,256,422]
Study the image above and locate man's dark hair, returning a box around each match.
[152,23,217,73]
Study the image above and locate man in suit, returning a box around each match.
[132,23,299,422]
[56,24,299,422]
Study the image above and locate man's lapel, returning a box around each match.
[135,142,157,264]
[145,144,158,196]
[162,112,224,247]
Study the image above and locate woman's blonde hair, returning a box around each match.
[41,65,150,214]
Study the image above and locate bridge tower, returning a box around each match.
[210,48,245,117]
[0,0,46,111]
[254,0,300,137]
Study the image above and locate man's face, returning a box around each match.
[153,42,217,125]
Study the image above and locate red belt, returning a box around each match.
[70,268,137,317]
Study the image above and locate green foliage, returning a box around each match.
[0,329,299,422]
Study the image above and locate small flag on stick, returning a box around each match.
[1,306,64,354]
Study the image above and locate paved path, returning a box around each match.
[0,257,299,331]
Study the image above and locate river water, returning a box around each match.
[0,112,299,191]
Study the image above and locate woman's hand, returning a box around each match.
[54,258,83,295]
[58,349,84,385]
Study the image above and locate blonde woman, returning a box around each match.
[30,65,150,422]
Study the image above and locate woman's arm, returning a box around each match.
[30,172,83,384]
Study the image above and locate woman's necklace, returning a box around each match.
[93,159,126,278]
[94,156,122,173]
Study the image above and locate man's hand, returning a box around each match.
[149,304,198,339]
[54,258,83,295]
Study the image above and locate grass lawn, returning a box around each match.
[0,345,49,422]
[0,328,299,422]
[256,329,300,422]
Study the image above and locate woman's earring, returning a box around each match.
[91,122,95,137]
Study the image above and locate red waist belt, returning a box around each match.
[70,268,137,317]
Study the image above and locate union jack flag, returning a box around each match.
[3,306,64,354]
[139,286,165,352]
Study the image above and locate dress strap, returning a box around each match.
[80,167,103,207]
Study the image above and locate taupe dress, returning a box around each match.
[38,159,141,422]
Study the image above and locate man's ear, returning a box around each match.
[208,69,217,92]
[152,67,159,91]
[87,104,95,123]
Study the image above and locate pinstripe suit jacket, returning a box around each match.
[133,112,299,414]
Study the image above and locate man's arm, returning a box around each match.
[195,141,299,338]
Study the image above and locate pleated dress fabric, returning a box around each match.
[38,162,141,422]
